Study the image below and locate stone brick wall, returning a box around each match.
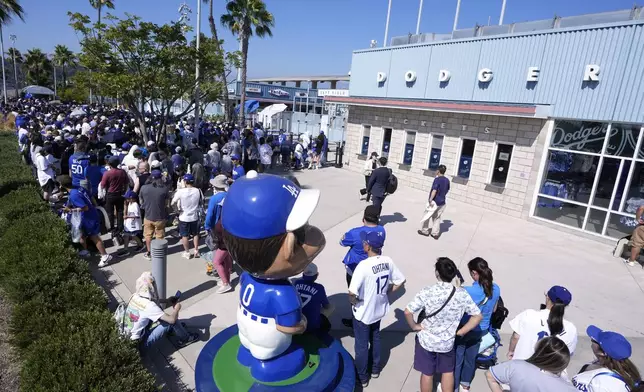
[344,105,550,218]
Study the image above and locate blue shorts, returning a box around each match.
[82,220,101,237]
[179,220,200,237]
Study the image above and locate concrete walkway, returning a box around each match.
[95,167,644,391]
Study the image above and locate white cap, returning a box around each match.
[150,160,161,168]
[303,263,318,277]
[147,140,155,146]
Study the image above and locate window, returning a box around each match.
[428,135,444,170]
[361,125,371,155]
[403,131,416,165]
[489,143,514,187]
[457,139,476,178]
[382,128,392,158]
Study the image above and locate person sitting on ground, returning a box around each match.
[120,190,145,256]
[171,174,203,259]
[124,271,198,349]
[486,336,577,391]
[59,174,112,267]
[624,205,644,267]
[293,263,334,336]
[573,325,643,392]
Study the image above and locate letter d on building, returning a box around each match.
[439,70,451,82]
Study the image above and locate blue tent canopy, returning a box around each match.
[235,100,260,114]
[21,85,55,96]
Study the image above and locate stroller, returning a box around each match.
[476,297,509,369]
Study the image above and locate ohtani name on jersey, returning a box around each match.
[296,283,318,296]
[372,263,390,274]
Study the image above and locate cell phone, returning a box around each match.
[175,290,182,299]
[539,303,547,310]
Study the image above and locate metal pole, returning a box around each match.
[151,239,168,300]
[383,0,392,47]
[416,0,424,35]
[52,59,57,97]
[0,27,7,104]
[453,0,462,31]
[194,0,202,142]
[236,39,242,82]
[10,35,17,95]
[499,0,507,25]
[305,82,310,114]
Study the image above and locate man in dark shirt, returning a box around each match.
[367,157,390,216]
[139,170,170,260]
[418,164,450,239]
[293,263,334,335]
[100,156,129,235]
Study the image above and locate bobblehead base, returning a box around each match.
[194,324,356,392]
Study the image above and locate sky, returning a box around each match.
[4,0,639,80]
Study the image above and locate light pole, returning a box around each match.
[9,35,17,95]
[51,54,57,97]
[453,0,462,31]
[0,26,7,104]
[416,0,424,35]
[194,0,202,141]
[499,0,507,25]
[383,0,393,47]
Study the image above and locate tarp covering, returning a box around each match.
[235,100,260,114]
[257,104,287,127]
[21,85,55,96]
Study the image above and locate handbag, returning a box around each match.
[417,286,456,324]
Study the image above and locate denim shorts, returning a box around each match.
[178,220,200,237]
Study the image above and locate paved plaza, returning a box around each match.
[94,167,644,391]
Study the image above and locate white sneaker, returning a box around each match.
[79,249,91,257]
[98,254,112,268]
[216,284,233,294]
[182,251,192,259]
[624,258,637,267]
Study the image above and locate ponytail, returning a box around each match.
[467,257,494,298]
[547,301,566,336]
[600,355,643,391]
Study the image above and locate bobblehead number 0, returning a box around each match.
[242,284,255,306]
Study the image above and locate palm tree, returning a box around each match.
[89,0,114,29]
[24,48,51,87]
[0,0,25,102]
[6,46,20,62]
[204,0,231,122]
[221,0,273,126]
[53,44,76,90]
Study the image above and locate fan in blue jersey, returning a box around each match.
[221,170,326,382]
[293,263,334,336]
[68,136,90,188]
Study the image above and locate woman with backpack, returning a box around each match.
[573,325,643,392]
[507,285,578,361]
[453,257,501,391]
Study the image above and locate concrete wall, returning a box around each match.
[343,105,550,219]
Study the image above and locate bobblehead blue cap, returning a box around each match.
[222,171,320,240]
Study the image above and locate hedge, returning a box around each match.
[0,133,157,391]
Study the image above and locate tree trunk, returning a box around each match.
[239,30,249,127]
[208,0,231,123]
[62,65,67,90]
[97,5,102,40]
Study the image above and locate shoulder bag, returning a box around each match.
[417,286,456,324]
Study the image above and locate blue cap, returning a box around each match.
[122,142,131,149]
[547,285,572,306]
[108,155,120,165]
[150,169,162,179]
[360,230,385,250]
[231,154,240,160]
[124,190,137,199]
[222,171,320,240]
[587,325,632,360]
[183,174,195,182]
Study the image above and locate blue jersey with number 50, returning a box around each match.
[239,272,302,328]
[69,153,90,187]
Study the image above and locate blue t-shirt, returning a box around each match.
[232,165,245,180]
[69,153,90,187]
[85,165,104,198]
[293,277,329,332]
[463,282,500,331]
[431,175,450,206]
[340,225,386,273]
[239,273,301,327]
[67,188,100,226]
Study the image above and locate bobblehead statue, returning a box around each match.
[195,171,355,391]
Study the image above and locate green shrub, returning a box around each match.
[0,186,48,235]
[0,163,34,197]
[20,310,157,392]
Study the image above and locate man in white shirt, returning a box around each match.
[171,174,203,259]
[35,145,57,200]
[348,230,405,388]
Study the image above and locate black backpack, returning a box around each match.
[490,296,509,330]
[386,169,398,194]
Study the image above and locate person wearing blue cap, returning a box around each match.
[230,153,245,182]
[507,285,578,362]
[220,171,326,382]
[349,230,406,387]
[573,326,642,392]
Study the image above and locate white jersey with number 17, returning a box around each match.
[349,255,405,325]
[509,308,578,360]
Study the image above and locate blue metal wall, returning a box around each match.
[233,81,323,105]
[349,20,644,123]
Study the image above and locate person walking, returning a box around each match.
[507,285,578,361]
[139,170,171,260]
[418,164,450,239]
[573,325,643,392]
[120,190,145,256]
[349,231,406,388]
[35,144,57,201]
[360,152,378,202]
[100,156,129,237]
[403,257,483,392]
[486,337,577,392]
[367,157,390,216]
[454,257,501,391]
[171,174,203,259]
[258,137,273,173]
